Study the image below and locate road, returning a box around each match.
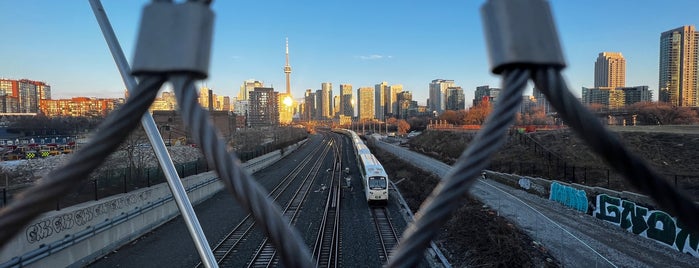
[374,139,699,268]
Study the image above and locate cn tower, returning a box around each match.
[284,37,292,95]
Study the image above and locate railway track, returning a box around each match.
[196,136,333,267]
[246,138,337,267]
[312,135,343,268]
[371,206,399,264]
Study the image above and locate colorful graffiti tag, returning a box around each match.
[549,182,588,213]
[594,194,699,257]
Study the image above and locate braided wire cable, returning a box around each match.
[0,75,166,247]
[387,68,530,267]
[532,67,699,232]
[169,75,314,267]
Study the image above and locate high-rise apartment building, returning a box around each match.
[594,52,626,88]
[0,78,49,114]
[474,85,500,107]
[321,82,332,119]
[358,87,374,121]
[429,79,455,114]
[446,86,465,111]
[659,25,698,106]
[340,84,353,117]
[249,87,278,127]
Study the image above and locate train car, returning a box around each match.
[358,153,389,204]
[333,128,389,204]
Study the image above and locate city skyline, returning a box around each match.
[1,1,698,106]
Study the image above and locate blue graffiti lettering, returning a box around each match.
[549,182,588,213]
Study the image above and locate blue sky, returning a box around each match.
[1,0,697,107]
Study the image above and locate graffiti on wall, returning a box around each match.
[518,178,531,190]
[549,182,588,213]
[594,194,699,257]
[25,190,152,244]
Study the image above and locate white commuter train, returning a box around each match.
[333,128,389,204]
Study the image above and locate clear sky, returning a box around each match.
[1,0,697,107]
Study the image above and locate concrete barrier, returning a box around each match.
[0,139,306,267]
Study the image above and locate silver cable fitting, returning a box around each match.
[131,1,214,79]
[481,0,566,74]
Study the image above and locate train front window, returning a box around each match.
[368,177,387,189]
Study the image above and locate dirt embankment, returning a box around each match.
[407,127,699,197]
[372,146,560,267]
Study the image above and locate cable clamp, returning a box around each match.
[131,1,214,79]
[481,0,566,74]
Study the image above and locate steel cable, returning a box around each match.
[0,75,166,247]
[387,68,530,267]
[169,75,314,268]
[531,67,699,232]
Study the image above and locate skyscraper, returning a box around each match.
[321,82,332,119]
[594,52,626,88]
[429,79,455,114]
[304,89,315,121]
[385,84,402,117]
[238,80,264,101]
[659,25,698,106]
[358,87,374,121]
[340,84,353,117]
[374,82,387,120]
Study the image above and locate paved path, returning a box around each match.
[374,140,699,268]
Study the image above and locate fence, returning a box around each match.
[0,158,209,210]
[0,135,307,210]
[488,160,699,202]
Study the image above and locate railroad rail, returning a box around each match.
[371,207,399,264]
[246,138,337,267]
[312,135,343,268]
[197,137,332,267]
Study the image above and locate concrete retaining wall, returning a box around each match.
[482,170,686,212]
[0,139,306,267]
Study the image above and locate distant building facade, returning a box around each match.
[446,86,465,111]
[429,79,455,114]
[248,87,278,127]
[473,85,500,107]
[374,82,387,119]
[340,84,353,117]
[595,52,626,88]
[659,25,698,107]
[0,78,50,114]
[357,87,374,121]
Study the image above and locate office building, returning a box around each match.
[340,84,353,117]
[386,84,402,117]
[358,87,374,121]
[321,82,332,119]
[374,82,387,119]
[429,79,455,113]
